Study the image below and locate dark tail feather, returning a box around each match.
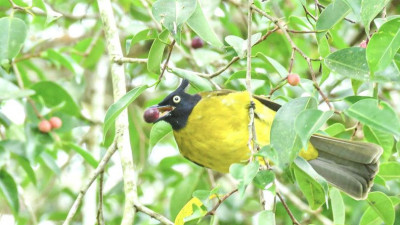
[308,134,383,200]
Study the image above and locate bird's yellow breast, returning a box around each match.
[173,92,317,173]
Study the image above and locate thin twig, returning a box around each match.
[113,56,148,64]
[8,0,26,11]
[96,171,105,225]
[63,141,118,225]
[252,5,333,110]
[134,203,174,225]
[158,40,176,82]
[277,191,301,225]
[204,188,238,217]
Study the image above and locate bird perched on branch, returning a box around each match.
[144,80,382,200]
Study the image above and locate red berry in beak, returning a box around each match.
[143,107,159,123]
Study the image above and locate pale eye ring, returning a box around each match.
[173,95,181,103]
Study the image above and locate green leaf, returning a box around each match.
[293,158,326,210]
[367,18,400,73]
[44,49,83,76]
[0,77,35,100]
[360,206,384,225]
[170,171,201,220]
[243,160,259,185]
[367,192,395,225]
[152,0,197,41]
[253,170,275,190]
[187,1,223,48]
[130,29,158,47]
[344,99,400,137]
[31,81,81,117]
[0,169,19,215]
[225,33,261,58]
[40,152,61,175]
[147,29,170,74]
[103,85,148,139]
[360,0,390,35]
[0,17,27,61]
[330,188,345,225]
[316,0,351,40]
[229,163,245,180]
[324,123,346,137]
[256,53,288,78]
[0,112,11,128]
[64,143,99,168]
[258,210,275,225]
[270,97,317,169]
[363,125,394,162]
[295,109,333,149]
[378,162,400,180]
[14,155,37,185]
[149,121,172,150]
[325,47,369,80]
[256,145,279,166]
[170,67,212,91]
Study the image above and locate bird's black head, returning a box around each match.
[143,80,201,130]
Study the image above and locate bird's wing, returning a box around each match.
[253,95,281,112]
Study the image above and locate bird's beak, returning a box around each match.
[143,105,175,123]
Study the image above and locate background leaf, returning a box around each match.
[0,17,27,61]
[361,0,391,34]
[0,169,19,215]
[367,192,395,225]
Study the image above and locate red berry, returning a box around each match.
[191,37,204,49]
[287,73,300,86]
[359,40,368,48]
[38,120,52,133]
[143,107,159,123]
[49,117,62,129]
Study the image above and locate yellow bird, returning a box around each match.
[144,80,383,199]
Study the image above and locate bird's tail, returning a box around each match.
[308,134,383,200]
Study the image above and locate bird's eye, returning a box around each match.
[173,95,181,104]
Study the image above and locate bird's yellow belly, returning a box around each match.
[173,92,318,173]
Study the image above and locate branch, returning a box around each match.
[158,40,176,82]
[204,188,238,217]
[113,56,148,64]
[134,203,174,225]
[276,181,333,225]
[63,141,118,225]
[276,191,301,225]
[96,0,138,224]
[251,5,333,110]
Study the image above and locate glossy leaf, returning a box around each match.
[363,125,394,161]
[295,109,333,149]
[14,155,37,185]
[130,29,158,48]
[147,29,170,74]
[378,162,400,180]
[225,33,261,58]
[0,77,35,100]
[360,0,390,35]
[187,1,223,48]
[64,143,99,168]
[344,99,400,137]
[31,81,81,116]
[0,17,27,61]
[224,70,266,84]
[256,53,288,78]
[293,158,326,210]
[271,97,317,169]
[316,0,351,40]
[367,192,395,225]
[170,67,213,91]
[324,123,346,137]
[103,85,148,139]
[152,0,197,40]
[253,170,275,190]
[330,188,345,225]
[149,121,172,150]
[0,169,19,215]
[367,18,400,73]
